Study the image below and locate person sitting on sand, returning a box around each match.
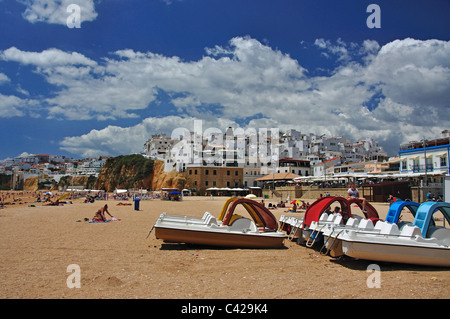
[92,204,114,222]
[285,202,297,213]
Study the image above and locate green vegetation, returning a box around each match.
[86,175,97,189]
[38,178,56,190]
[103,154,154,189]
[0,174,10,190]
[57,175,72,189]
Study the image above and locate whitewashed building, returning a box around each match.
[399,132,450,179]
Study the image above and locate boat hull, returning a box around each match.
[155,226,285,249]
[341,240,450,267]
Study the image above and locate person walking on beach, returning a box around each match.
[93,204,114,221]
[347,183,367,212]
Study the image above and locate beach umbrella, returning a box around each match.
[290,200,304,204]
[245,194,257,199]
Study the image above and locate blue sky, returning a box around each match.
[0,0,449,159]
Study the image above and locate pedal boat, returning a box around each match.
[334,201,450,267]
[152,198,286,248]
[318,201,418,257]
[284,196,380,245]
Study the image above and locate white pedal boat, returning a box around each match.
[320,200,420,257]
[329,201,450,267]
[299,196,380,245]
[151,198,286,249]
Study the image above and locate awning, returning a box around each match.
[434,151,448,157]
[255,172,302,181]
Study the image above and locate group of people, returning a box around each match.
[426,192,444,202]
[281,183,367,213]
[261,200,311,213]
[284,201,310,213]
[325,206,342,216]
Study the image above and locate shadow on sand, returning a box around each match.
[158,242,289,251]
[328,255,450,272]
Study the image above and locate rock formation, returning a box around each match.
[21,155,187,192]
[94,155,186,192]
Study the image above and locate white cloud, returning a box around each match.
[364,38,450,109]
[19,0,98,26]
[0,93,39,118]
[60,116,201,157]
[0,73,10,84]
[0,47,97,67]
[2,37,449,156]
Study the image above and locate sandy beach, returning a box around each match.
[0,192,448,300]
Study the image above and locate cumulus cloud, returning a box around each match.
[0,73,10,84]
[19,0,98,26]
[2,37,449,156]
[60,116,202,157]
[0,47,97,67]
[364,38,450,109]
[0,93,40,118]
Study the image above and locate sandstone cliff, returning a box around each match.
[151,159,187,191]
[23,176,39,191]
[94,155,186,192]
[23,175,90,191]
[22,155,187,192]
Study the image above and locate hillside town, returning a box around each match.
[1,129,449,203]
[0,154,109,190]
[145,128,449,198]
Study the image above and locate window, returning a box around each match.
[426,157,433,170]
[441,156,447,168]
[205,181,209,186]
[227,170,230,175]
[401,160,407,170]
[206,169,209,175]
[235,171,238,176]
[195,170,197,175]
[213,170,217,175]
[189,170,192,175]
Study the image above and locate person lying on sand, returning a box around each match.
[116,202,132,206]
[44,199,60,206]
[92,204,114,221]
